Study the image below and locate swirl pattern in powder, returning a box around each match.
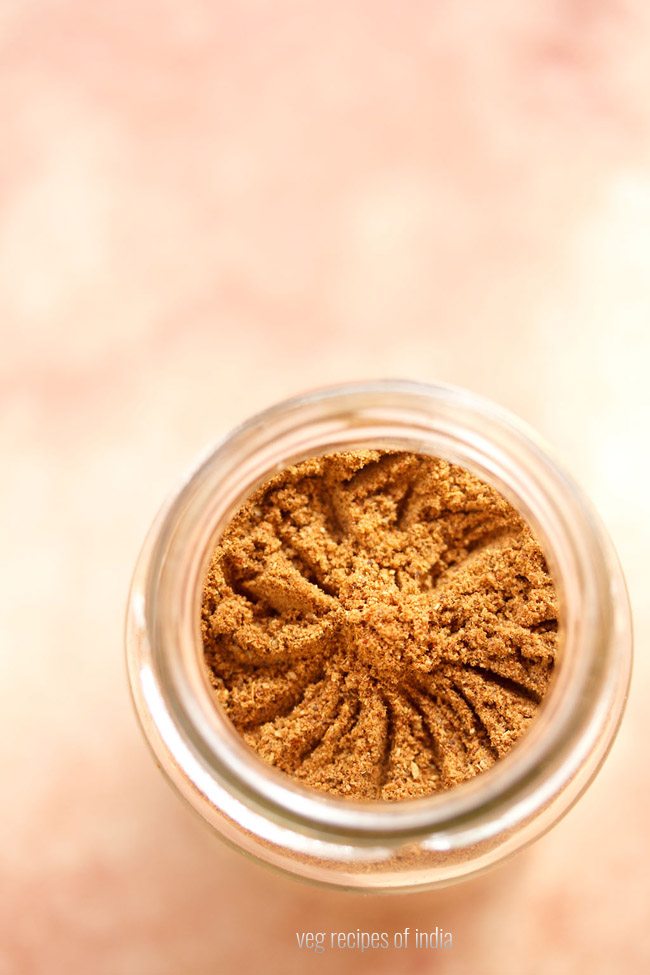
[201,450,558,800]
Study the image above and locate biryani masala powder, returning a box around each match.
[201,450,558,801]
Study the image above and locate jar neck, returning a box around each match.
[140,380,630,849]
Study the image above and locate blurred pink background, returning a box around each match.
[1,2,649,973]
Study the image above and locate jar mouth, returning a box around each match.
[138,380,631,847]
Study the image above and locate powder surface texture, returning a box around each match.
[201,450,558,800]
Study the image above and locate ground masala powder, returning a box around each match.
[201,450,558,801]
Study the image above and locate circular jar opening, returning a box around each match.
[200,445,560,805]
[126,380,632,889]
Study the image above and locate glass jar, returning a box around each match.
[125,380,632,891]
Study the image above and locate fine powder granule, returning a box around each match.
[201,450,558,801]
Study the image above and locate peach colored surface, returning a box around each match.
[1,3,650,974]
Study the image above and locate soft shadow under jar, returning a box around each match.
[125,380,632,891]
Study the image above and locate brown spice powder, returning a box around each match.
[201,450,558,801]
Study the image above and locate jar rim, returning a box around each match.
[133,379,631,848]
